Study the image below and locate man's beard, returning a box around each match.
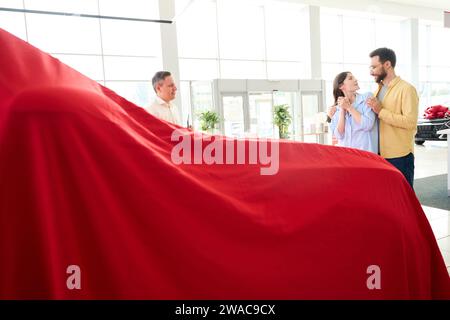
[375,67,387,84]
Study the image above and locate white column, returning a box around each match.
[410,18,419,89]
[308,6,322,80]
[159,0,182,111]
[402,18,419,88]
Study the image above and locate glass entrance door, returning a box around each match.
[248,92,273,138]
[248,91,297,139]
[222,94,246,137]
[300,93,321,143]
[273,91,297,139]
[190,81,215,130]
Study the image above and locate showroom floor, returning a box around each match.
[414,141,450,275]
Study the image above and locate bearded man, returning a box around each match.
[366,47,419,188]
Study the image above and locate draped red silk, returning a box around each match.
[0,28,449,299]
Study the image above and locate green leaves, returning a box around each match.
[199,110,220,131]
[273,104,292,139]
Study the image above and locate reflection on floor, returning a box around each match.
[414,141,450,275]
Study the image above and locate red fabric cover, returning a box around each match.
[423,105,450,119]
[0,28,449,300]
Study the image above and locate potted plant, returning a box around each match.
[273,104,292,139]
[198,110,220,133]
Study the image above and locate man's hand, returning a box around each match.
[366,96,382,114]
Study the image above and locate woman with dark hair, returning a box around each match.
[329,72,378,154]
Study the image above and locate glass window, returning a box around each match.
[267,62,304,80]
[301,94,319,143]
[249,92,273,138]
[418,82,450,115]
[419,66,428,82]
[322,63,343,107]
[222,95,245,137]
[320,13,343,63]
[429,83,450,107]
[98,0,159,20]
[103,56,162,81]
[343,63,373,82]
[0,0,23,7]
[265,2,306,61]
[179,81,192,127]
[419,24,429,67]
[325,81,334,107]
[176,0,218,59]
[273,91,296,137]
[100,19,161,56]
[375,19,407,65]
[429,25,450,66]
[179,59,219,80]
[217,1,265,60]
[175,0,191,16]
[104,80,153,107]
[52,54,104,81]
[24,0,99,15]
[220,60,266,79]
[419,21,450,110]
[396,64,410,82]
[429,67,450,82]
[418,82,430,114]
[322,62,344,81]
[419,22,450,67]
[0,11,27,41]
[26,14,102,54]
[342,16,375,64]
[190,81,215,129]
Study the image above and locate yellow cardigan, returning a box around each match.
[374,76,419,159]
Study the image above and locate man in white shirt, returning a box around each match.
[147,71,181,125]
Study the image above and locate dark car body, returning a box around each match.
[415,118,450,145]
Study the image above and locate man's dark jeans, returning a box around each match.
[386,152,415,188]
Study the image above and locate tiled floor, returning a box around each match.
[415,141,450,275]
[415,141,448,179]
[424,205,450,273]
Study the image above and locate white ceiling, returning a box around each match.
[384,0,449,10]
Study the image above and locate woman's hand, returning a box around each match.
[337,97,351,111]
[327,105,337,118]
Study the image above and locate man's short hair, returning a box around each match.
[369,47,396,68]
[152,71,171,92]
